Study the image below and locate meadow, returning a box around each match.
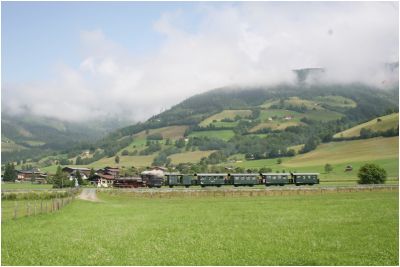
[188,130,235,141]
[334,113,399,138]
[1,190,398,265]
[168,150,216,164]
[199,110,252,127]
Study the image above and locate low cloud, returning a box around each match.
[2,2,398,122]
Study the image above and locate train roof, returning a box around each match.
[195,173,228,176]
[261,173,291,175]
[292,173,320,175]
[229,173,259,176]
[114,177,142,181]
[164,172,182,176]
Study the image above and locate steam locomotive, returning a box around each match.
[113,171,319,188]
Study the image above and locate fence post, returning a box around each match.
[27,202,30,216]
[41,200,43,214]
[34,200,37,216]
[14,201,18,220]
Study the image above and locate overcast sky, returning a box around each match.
[2,1,398,122]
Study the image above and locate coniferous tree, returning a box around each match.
[75,170,83,185]
[52,166,69,188]
[3,163,17,182]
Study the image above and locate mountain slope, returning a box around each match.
[1,113,133,163]
[6,82,399,174]
[333,113,399,138]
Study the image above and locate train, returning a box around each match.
[113,171,319,188]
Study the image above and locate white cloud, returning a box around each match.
[2,2,398,122]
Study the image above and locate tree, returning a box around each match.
[52,166,69,188]
[175,138,186,148]
[3,163,17,182]
[358,163,387,184]
[277,158,282,164]
[88,168,96,181]
[75,156,82,165]
[324,163,333,173]
[75,170,83,186]
[115,155,120,164]
[360,128,373,139]
[259,167,272,173]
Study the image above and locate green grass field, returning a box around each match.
[284,96,324,110]
[334,113,399,138]
[2,198,57,220]
[1,141,26,152]
[134,125,189,140]
[188,130,235,141]
[199,110,252,127]
[169,150,216,164]
[250,121,303,132]
[303,109,344,121]
[1,183,53,190]
[89,155,155,168]
[2,191,398,265]
[313,95,357,108]
[210,121,239,128]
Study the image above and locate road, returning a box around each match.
[78,188,100,202]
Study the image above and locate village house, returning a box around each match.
[95,173,115,188]
[97,166,120,178]
[62,167,91,180]
[284,115,293,120]
[345,165,353,172]
[93,167,120,187]
[16,169,48,183]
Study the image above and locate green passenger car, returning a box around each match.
[261,173,291,186]
[292,173,319,185]
[182,175,193,187]
[196,173,227,187]
[165,173,182,188]
[229,173,259,187]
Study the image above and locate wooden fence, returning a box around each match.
[2,189,80,221]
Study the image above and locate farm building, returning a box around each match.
[345,165,353,172]
[97,166,120,178]
[62,167,91,180]
[16,169,47,183]
[96,174,115,188]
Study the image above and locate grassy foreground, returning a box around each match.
[2,191,398,265]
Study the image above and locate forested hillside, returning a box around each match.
[3,82,398,174]
[1,114,132,163]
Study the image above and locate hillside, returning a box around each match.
[1,113,133,163]
[333,113,399,138]
[7,83,399,177]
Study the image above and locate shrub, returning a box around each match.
[358,163,387,184]
[324,163,333,173]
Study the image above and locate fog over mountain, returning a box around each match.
[2,2,398,122]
